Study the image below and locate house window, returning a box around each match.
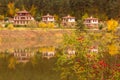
[21,17,25,19]
[49,53,53,56]
[43,53,48,56]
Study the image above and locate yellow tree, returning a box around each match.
[107,19,118,32]
[108,44,119,56]
[29,5,37,17]
[82,13,89,20]
[7,2,19,17]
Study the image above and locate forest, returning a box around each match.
[0,0,120,20]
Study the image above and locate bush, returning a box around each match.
[7,24,14,30]
[4,17,9,21]
[0,15,4,20]
[99,24,103,30]
[27,21,38,28]
[38,22,55,28]
[47,22,55,28]
[35,16,41,22]
[38,22,47,28]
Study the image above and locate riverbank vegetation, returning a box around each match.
[0,19,119,80]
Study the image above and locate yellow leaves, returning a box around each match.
[47,22,55,28]
[0,15,4,20]
[107,19,118,32]
[8,48,14,53]
[29,5,37,17]
[8,57,16,69]
[38,22,55,28]
[82,13,89,20]
[15,8,19,14]
[39,47,55,52]
[108,44,119,56]
[7,2,19,17]
[7,24,14,30]
[54,14,59,21]
[38,22,47,28]
[7,2,15,17]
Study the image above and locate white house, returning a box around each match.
[14,10,34,26]
[62,15,75,23]
[84,16,98,29]
[42,13,55,23]
[62,15,75,27]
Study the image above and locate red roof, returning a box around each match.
[15,10,32,17]
[63,15,75,19]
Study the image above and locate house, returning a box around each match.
[42,13,55,23]
[84,16,99,29]
[13,49,35,63]
[13,10,34,26]
[62,15,75,27]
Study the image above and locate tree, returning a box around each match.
[7,23,14,30]
[76,20,86,32]
[82,13,89,20]
[108,44,119,56]
[107,19,118,32]
[29,5,37,17]
[7,2,19,17]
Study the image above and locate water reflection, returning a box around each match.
[13,49,35,63]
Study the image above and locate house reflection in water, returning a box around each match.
[67,48,76,58]
[39,47,55,59]
[13,49,35,63]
